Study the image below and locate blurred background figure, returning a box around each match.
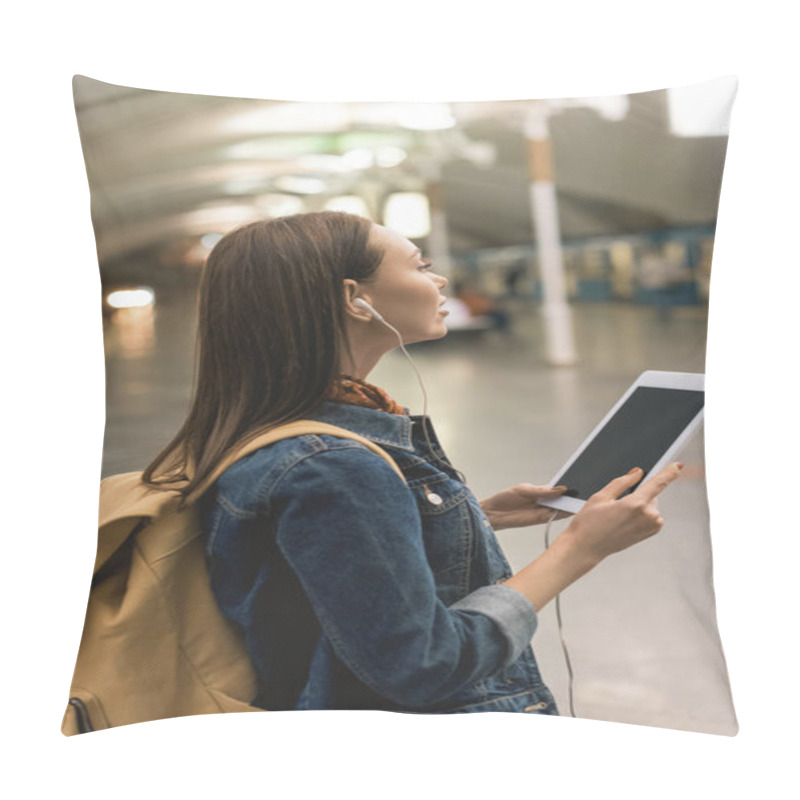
[450,278,511,333]
[638,246,696,321]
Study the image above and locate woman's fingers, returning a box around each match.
[508,484,568,500]
[591,463,683,505]
[633,463,684,503]
[644,498,665,533]
[590,467,645,502]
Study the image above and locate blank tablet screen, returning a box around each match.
[556,386,705,500]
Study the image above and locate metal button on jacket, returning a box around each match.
[426,491,443,506]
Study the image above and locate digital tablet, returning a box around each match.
[537,371,704,514]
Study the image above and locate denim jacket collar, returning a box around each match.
[306,401,417,452]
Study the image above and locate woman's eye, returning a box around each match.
[418,262,434,272]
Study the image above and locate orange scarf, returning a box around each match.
[327,375,407,416]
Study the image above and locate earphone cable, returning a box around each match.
[382,318,467,483]
[544,510,576,718]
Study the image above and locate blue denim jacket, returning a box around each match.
[201,401,558,715]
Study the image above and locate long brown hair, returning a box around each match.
[142,211,385,501]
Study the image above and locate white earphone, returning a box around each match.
[353,297,385,322]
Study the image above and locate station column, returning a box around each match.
[525,101,577,366]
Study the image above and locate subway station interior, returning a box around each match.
[73,75,738,734]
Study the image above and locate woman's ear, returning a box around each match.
[343,279,373,321]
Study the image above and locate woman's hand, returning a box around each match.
[479,484,571,530]
[561,463,683,563]
[502,462,684,611]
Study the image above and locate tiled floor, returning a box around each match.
[101,285,737,734]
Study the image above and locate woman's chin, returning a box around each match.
[405,324,449,345]
[426,323,450,342]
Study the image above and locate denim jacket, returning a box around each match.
[201,401,558,716]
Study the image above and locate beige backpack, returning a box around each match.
[62,421,404,735]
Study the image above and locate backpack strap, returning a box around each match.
[94,421,406,574]
[185,420,406,503]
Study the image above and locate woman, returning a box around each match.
[143,211,681,714]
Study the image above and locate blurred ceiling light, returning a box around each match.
[561,95,630,121]
[273,175,328,194]
[106,287,155,309]
[667,77,736,137]
[323,196,371,217]
[200,233,224,249]
[296,154,354,173]
[384,192,431,238]
[341,146,407,171]
[341,148,375,169]
[394,103,457,130]
[253,194,305,217]
[578,94,631,122]
[375,146,407,167]
[350,104,407,127]
[226,136,329,160]
[223,103,350,134]
[460,140,496,168]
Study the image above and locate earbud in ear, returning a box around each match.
[353,298,385,322]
